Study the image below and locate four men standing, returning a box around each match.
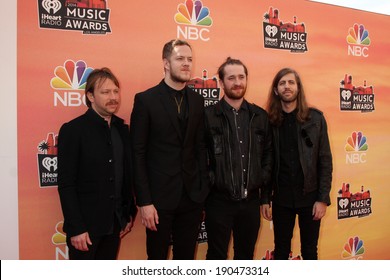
[58,40,332,260]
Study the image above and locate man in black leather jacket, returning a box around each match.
[263,67,333,260]
[204,57,273,259]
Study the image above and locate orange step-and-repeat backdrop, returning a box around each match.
[18,0,390,259]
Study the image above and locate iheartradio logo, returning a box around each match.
[37,132,58,188]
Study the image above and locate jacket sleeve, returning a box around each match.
[204,108,215,188]
[317,115,333,205]
[130,94,153,207]
[260,116,274,205]
[57,122,87,237]
[120,123,138,222]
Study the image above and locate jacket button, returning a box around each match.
[109,177,114,182]
[108,159,113,163]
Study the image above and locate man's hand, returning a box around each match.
[140,205,159,231]
[70,232,92,251]
[312,201,327,220]
[120,217,135,238]
[261,203,273,221]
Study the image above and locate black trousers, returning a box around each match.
[146,194,203,260]
[205,196,261,260]
[273,203,321,260]
[66,219,121,260]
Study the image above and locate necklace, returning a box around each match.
[173,94,184,114]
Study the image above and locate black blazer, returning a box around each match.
[130,80,209,210]
[57,109,136,238]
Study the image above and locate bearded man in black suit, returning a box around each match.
[130,39,209,260]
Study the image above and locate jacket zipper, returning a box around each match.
[232,110,246,199]
[245,114,255,199]
[222,112,237,197]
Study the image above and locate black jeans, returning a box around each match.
[146,193,203,260]
[205,195,261,260]
[273,203,321,260]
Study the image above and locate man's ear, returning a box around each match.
[87,91,94,103]
[163,58,170,72]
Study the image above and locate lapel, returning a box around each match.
[158,81,183,141]
[183,87,196,144]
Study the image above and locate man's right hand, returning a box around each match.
[260,204,273,221]
[140,204,159,231]
[70,232,92,251]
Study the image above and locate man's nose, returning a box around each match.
[109,91,118,98]
[233,78,241,85]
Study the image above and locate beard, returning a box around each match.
[224,86,246,100]
[169,68,191,83]
[279,92,298,103]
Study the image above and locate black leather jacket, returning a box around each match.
[205,101,273,202]
[264,108,333,205]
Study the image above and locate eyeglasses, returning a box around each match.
[301,129,313,147]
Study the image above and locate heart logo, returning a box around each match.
[265,25,278,37]
[339,198,349,208]
[42,157,58,172]
[342,90,352,100]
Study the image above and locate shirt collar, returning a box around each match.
[221,98,248,112]
[162,79,186,96]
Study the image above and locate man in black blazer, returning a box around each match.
[58,68,136,259]
[130,39,209,259]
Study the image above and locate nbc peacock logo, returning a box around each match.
[174,0,212,26]
[347,23,371,57]
[52,221,66,246]
[175,0,213,41]
[52,221,69,260]
[342,236,365,259]
[51,59,93,90]
[51,60,94,107]
[347,24,371,45]
[345,131,368,164]
[345,131,368,152]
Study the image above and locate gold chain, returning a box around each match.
[173,94,184,114]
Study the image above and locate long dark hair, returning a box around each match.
[266,68,310,126]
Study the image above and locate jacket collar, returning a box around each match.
[215,98,256,116]
[84,108,124,127]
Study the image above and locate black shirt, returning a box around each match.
[110,121,125,228]
[274,110,316,208]
[221,98,250,199]
[163,81,188,139]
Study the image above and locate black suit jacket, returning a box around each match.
[130,80,209,210]
[57,109,136,238]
